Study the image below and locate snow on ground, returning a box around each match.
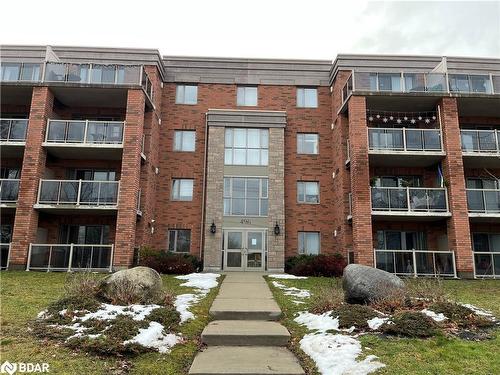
[123,321,182,353]
[421,309,448,322]
[79,303,161,322]
[367,317,390,330]
[174,273,221,323]
[295,311,340,332]
[460,303,497,321]
[300,333,385,375]
[268,274,307,279]
[272,281,311,298]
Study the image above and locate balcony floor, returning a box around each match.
[34,204,118,215]
[369,151,445,167]
[372,211,451,221]
[0,143,25,158]
[43,143,123,160]
[469,213,500,223]
[462,154,500,168]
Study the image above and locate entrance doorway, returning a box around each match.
[223,229,266,271]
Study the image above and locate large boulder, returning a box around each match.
[101,266,163,304]
[342,264,405,304]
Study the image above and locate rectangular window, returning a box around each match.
[376,230,427,250]
[20,64,41,81]
[237,86,258,106]
[174,130,196,151]
[297,181,320,203]
[176,85,198,105]
[1,63,21,81]
[223,177,268,216]
[298,232,320,255]
[297,88,318,108]
[171,179,194,201]
[297,133,319,154]
[224,128,268,166]
[472,233,500,252]
[168,229,191,253]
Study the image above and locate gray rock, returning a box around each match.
[101,266,163,303]
[342,264,405,304]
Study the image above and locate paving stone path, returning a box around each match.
[189,272,305,375]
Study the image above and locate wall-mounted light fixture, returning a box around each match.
[210,221,217,234]
[274,222,281,236]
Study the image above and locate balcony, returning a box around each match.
[371,186,450,220]
[43,120,124,160]
[1,243,10,270]
[0,179,20,207]
[35,179,119,213]
[461,129,500,168]
[473,251,500,279]
[27,243,113,272]
[0,119,28,158]
[375,249,456,277]
[467,189,500,221]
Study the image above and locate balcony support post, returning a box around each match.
[68,244,74,272]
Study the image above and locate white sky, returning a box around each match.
[1,0,499,59]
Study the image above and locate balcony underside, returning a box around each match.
[372,211,451,222]
[34,204,118,215]
[0,204,17,213]
[0,143,25,158]
[468,213,500,223]
[462,154,500,168]
[369,151,445,167]
[43,143,123,160]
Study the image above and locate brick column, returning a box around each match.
[114,89,145,268]
[348,96,373,266]
[9,87,54,269]
[439,97,473,277]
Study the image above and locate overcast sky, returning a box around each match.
[1,0,499,59]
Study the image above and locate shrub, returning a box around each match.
[382,312,436,338]
[47,295,101,315]
[331,304,380,330]
[429,302,496,329]
[406,278,447,303]
[285,253,347,277]
[138,247,201,274]
[146,307,180,330]
[369,287,410,314]
[64,272,101,299]
[309,282,344,314]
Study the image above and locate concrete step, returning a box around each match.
[217,282,274,299]
[189,346,305,375]
[210,298,281,320]
[202,320,291,346]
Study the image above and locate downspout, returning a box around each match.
[199,112,209,265]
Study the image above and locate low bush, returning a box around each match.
[138,247,201,274]
[146,307,180,330]
[369,287,410,314]
[331,304,380,330]
[382,311,436,338]
[309,282,344,314]
[285,253,347,277]
[64,272,102,299]
[46,295,101,315]
[429,301,496,329]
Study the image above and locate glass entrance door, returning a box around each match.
[223,229,266,271]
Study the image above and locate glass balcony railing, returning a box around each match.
[461,129,500,154]
[27,243,113,271]
[375,249,456,277]
[1,63,42,82]
[46,120,124,144]
[371,187,449,213]
[467,189,500,214]
[0,119,28,142]
[38,180,119,206]
[0,179,20,203]
[368,128,442,152]
[0,243,10,270]
[473,251,500,278]
[449,74,493,94]
[43,62,142,85]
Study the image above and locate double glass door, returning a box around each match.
[224,230,266,271]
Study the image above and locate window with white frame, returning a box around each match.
[297,181,319,203]
[224,128,268,166]
[171,179,194,201]
[297,133,319,154]
[237,86,258,106]
[175,85,198,105]
[223,177,268,216]
[168,229,191,253]
[297,88,318,108]
[298,232,320,255]
[174,130,196,151]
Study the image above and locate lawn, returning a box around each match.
[0,271,222,375]
[266,276,500,375]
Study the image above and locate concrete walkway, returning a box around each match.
[189,272,304,375]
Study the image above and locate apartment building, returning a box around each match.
[1,46,499,278]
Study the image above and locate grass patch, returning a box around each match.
[0,271,222,374]
[266,276,500,375]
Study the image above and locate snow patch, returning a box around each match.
[268,274,308,279]
[300,333,385,375]
[295,311,340,332]
[175,273,220,291]
[421,309,448,322]
[459,303,496,320]
[367,317,389,330]
[272,281,310,298]
[123,321,181,353]
[79,303,160,322]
